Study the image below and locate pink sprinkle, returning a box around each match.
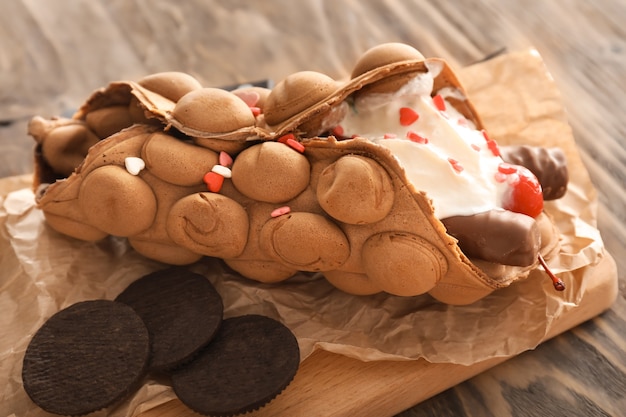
[498,163,518,175]
[219,151,233,167]
[494,172,508,183]
[471,143,481,151]
[406,131,428,144]
[271,206,291,217]
[332,125,344,137]
[278,133,296,144]
[383,133,397,139]
[433,94,446,111]
[286,138,305,153]
[448,158,464,173]
[399,107,419,126]
[234,90,260,107]
[203,171,224,193]
[250,106,261,117]
[457,118,469,127]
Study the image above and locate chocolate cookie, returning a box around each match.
[22,300,150,416]
[115,267,223,371]
[171,314,300,416]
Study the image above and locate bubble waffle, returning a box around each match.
[29,43,566,305]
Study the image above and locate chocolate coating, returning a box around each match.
[500,145,568,200]
[441,210,540,267]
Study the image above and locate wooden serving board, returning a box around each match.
[141,253,618,417]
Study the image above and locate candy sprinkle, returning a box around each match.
[278,133,296,144]
[250,106,262,117]
[286,138,305,153]
[271,206,291,218]
[494,172,508,183]
[219,151,233,167]
[433,94,446,112]
[399,107,419,126]
[406,131,428,144]
[203,172,224,193]
[448,157,464,173]
[332,125,345,137]
[383,133,397,139]
[236,90,260,107]
[487,139,501,157]
[124,157,146,176]
[498,163,518,175]
[211,164,232,178]
[482,130,501,157]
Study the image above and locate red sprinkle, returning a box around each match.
[250,106,261,117]
[271,206,291,218]
[278,133,296,144]
[471,143,481,151]
[399,107,419,126]
[332,125,344,137]
[498,163,518,175]
[448,158,464,173]
[286,138,305,153]
[482,130,501,156]
[487,139,501,157]
[203,171,224,193]
[406,131,428,144]
[433,94,446,111]
[219,151,233,168]
[383,133,397,139]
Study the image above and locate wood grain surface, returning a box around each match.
[1,1,624,416]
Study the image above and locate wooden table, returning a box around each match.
[1,1,624,416]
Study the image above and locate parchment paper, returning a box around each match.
[0,50,605,417]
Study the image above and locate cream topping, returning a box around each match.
[337,72,507,219]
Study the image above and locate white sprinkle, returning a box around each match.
[211,164,232,178]
[124,157,145,175]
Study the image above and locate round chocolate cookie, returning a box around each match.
[171,314,300,416]
[115,267,223,371]
[22,300,150,416]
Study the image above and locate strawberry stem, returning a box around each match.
[538,253,565,291]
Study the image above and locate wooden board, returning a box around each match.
[141,253,618,417]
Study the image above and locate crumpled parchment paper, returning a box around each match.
[0,50,605,417]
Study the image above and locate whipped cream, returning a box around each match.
[336,72,507,219]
